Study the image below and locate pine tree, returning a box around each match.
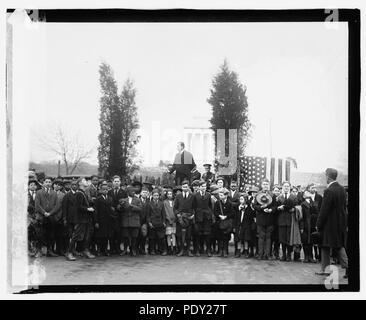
[119,78,140,176]
[208,60,251,176]
[98,62,120,178]
[98,63,140,178]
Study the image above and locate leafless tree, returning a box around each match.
[38,125,95,175]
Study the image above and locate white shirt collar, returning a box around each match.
[328,181,337,188]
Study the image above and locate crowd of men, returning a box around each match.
[27,166,348,278]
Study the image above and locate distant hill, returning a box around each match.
[29,161,99,177]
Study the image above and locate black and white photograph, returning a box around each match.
[2,3,362,299]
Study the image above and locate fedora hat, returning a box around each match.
[256,192,273,206]
[248,186,259,194]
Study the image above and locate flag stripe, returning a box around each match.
[278,159,283,185]
[285,160,291,181]
[270,157,275,187]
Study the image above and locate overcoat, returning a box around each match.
[316,182,347,248]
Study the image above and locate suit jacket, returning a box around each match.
[214,199,235,231]
[28,191,36,218]
[120,196,142,228]
[108,188,127,222]
[62,191,78,224]
[253,191,277,226]
[316,181,347,248]
[147,199,166,228]
[300,200,318,244]
[169,150,196,182]
[313,193,323,212]
[94,194,113,237]
[193,191,212,223]
[140,198,150,225]
[228,190,241,208]
[174,192,195,226]
[35,188,58,220]
[51,191,65,223]
[276,193,298,226]
[75,189,94,224]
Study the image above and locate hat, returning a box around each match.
[210,184,219,192]
[203,163,212,168]
[132,181,143,188]
[303,190,312,199]
[126,185,136,193]
[216,176,225,184]
[173,185,182,192]
[191,180,200,187]
[248,186,259,194]
[143,181,153,191]
[218,187,229,195]
[256,192,273,206]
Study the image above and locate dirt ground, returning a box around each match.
[26,253,348,287]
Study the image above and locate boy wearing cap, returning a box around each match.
[193,181,213,257]
[119,186,142,256]
[35,177,58,257]
[213,188,235,257]
[66,178,96,260]
[94,183,113,256]
[52,180,67,256]
[147,189,167,255]
[174,180,195,257]
[300,190,318,263]
[137,187,150,255]
[28,180,41,257]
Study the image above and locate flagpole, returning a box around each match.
[269,117,273,159]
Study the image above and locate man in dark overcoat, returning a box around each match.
[168,142,196,186]
[315,168,348,278]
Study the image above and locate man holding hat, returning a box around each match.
[253,178,276,260]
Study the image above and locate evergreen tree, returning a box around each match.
[98,63,140,178]
[208,60,251,175]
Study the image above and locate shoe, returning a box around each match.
[207,252,212,257]
[150,250,156,256]
[47,250,59,257]
[188,251,194,257]
[176,250,184,257]
[83,251,96,259]
[161,251,168,256]
[223,252,228,258]
[66,253,76,261]
[132,250,137,257]
[195,252,200,257]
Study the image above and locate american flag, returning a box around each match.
[240,156,295,187]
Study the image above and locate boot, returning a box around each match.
[294,251,301,262]
[234,249,241,258]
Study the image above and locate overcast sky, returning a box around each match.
[25,21,348,173]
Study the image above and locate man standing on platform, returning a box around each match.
[168,142,196,186]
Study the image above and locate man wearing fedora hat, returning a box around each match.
[253,178,276,260]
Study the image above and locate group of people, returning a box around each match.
[27,165,349,278]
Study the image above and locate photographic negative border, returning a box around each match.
[7,8,360,293]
